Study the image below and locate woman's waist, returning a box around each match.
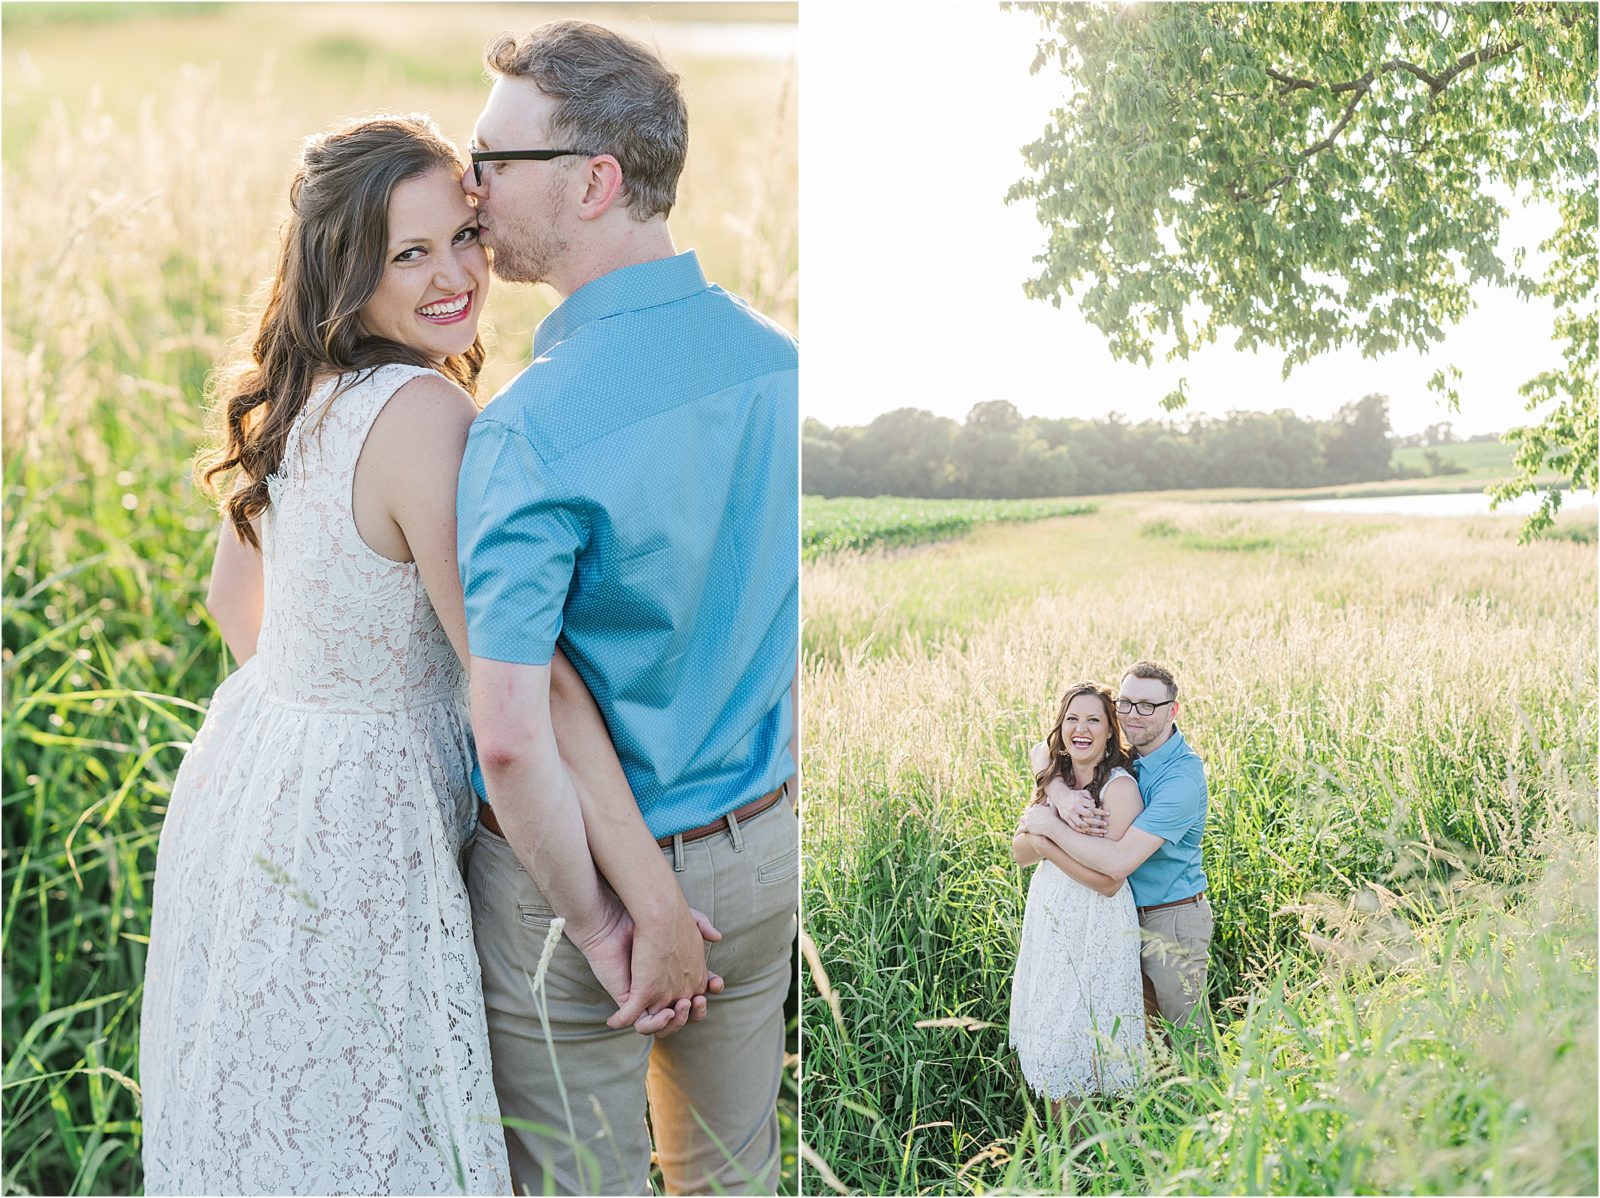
[1035,862,1136,902]
[249,639,465,712]
[244,662,467,715]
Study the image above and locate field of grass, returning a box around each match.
[1391,439,1514,478]
[2,5,796,1194]
[802,497,1099,560]
[800,501,1597,1195]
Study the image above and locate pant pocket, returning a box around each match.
[518,899,558,930]
[756,844,799,885]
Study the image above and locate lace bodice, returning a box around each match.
[255,364,463,710]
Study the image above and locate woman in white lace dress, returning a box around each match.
[138,115,533,1195]
[1009,682,1146,1120]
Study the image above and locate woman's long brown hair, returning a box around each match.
[1034,682,1131,809]
[197,114,484,546]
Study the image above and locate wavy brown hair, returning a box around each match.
[197,114,484,546]
[1034,682,1131,809]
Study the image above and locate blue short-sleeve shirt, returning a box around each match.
[1128,726,1209,906]
[457,250,798,839]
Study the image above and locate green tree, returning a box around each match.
[802,418,855,497]
[1319,393,1395,483]
[1199,408,1329,487]
[1010,1,1596,534]
[957,401,1030,497]
[857,407,962,497]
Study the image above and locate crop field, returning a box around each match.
[2,5,796,1194]
[800,499,1597,1196]
[802,497,1098,560]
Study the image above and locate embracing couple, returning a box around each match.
[137,21,798,1197]
[1008,662,1212,1116]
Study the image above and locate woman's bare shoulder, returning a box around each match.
[1103,771,1141,807]
[364,373,477,458]
[383,372,478,425]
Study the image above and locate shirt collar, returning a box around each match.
[1133,724,1187,774]
[533,250,708,357]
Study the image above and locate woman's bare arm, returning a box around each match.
[1012,830,1044,867]
[205,517,264,663]
[356,375,477,665]
[1015,774,1143,896]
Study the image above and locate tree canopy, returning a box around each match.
[1009,1,1596,535]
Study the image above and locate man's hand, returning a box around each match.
[1044,778,1107,836]
[613,904,726,1037]
[576,896,725,1036]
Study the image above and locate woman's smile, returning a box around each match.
[417,289,474,325]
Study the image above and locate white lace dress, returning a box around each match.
[139,365,511,1195]
[1009,766,1146,1099]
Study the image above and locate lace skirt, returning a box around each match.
[139,658,511,1195]
[1009,860,1146,1099]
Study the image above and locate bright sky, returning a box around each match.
[800,2,1562,438]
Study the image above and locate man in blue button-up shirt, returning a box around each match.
[1030,662,1213,1038]
[454,21,797,1197]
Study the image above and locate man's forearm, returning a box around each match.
[1052,826,1138,879]
[549,664,690,932]
[482,739,614,945]
[1024,812,1136,879]
[562,753,688,930]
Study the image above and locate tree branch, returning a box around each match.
[1229,29,1531,202]
[1266,67,1316,93]
[1228,70,1374,200]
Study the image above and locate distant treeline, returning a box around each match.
[805,394,1435,498]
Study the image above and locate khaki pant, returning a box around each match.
[465,796,799,1196]
[1138,895,1213,1035]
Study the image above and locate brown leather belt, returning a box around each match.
[1137,891,1206,916]
[479,803,508,838]
[656,783,788,848]
[479,783,789,847]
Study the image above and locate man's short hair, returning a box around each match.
[1123,660,1178,700]
[485,20,687,221]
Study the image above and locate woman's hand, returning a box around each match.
[1044,778,1108,836]
[581,897,725,1037]
[1018,803,1065,837]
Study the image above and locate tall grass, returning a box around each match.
[2,8,797,1194]
[801,502,1598,1195]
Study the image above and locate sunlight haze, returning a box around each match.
[800,2,1561,438]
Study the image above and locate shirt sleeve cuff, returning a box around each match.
[465,634,557,668]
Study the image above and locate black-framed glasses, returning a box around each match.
[1115,698,1175,716]
[469,147,592,187]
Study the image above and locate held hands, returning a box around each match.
[576,896,724,1037]
[619,902,725,1037]
[1043,778,1108,836]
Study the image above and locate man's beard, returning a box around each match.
[1126,724,1160,753]
[483,186,570,285]
[486,224,569,285]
